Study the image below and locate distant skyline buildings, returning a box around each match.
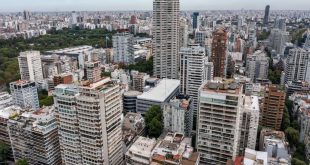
[0,0,309,12]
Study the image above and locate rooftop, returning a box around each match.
[0,106,22,119]
[124,90,142,97]
[126,136,157,157]
[137,79,180,102]
[45,45,92,55]
[201,78,242,95]
[243,96,259,111]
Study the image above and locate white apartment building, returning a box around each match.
[163,95,193,136]
[269,28,290,55]
[113,31,134,64]
[197,79,243,164]
[54,77,123,165]
[246,50,269,82]
[179,18,188,48]
[205,62,214,81]
[0,92,13,109]
[285,48,310,84]
[54,84,81,165]
[180,46,208,116]
[18,51,44,82]
[238,95,260,155]
[125,136,157,165]
[153,0,180,79]
[10,80,39,110]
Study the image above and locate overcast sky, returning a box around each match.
[0,0,309,12]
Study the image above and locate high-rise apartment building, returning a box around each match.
[269,28,290,55]
[85,60,101,83]
[112,31,134,65]
[0,92,13,109]
[0,106,22,160]
[260,85,285,130]
[192,12,199,30]
[8,106,61,165]
[246,50,269,82]
[153,0,180,79]
[211,28,228,78]
[18,51,44,83]
[285,48,310,84]
[23,10,30,20]
[54,77,123,165]
[54,84,81,165]
[238,96,260,155]
[179,18,188,48]
[10,80,39,110]
[71,11,77,24]
[180,46,208,117]
[197,79,243,164]
[263,5,270,26]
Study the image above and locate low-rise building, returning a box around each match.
[259,129,291,164]
[122,112,146,148]
[123,91,142,113]
[136,79,180,114]
[125,136,157,165]
[151,132,199,165]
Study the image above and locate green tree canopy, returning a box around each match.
[0,142,9,162]
[145,105,163,138]
[16,159,28,165]
[292,158,307,165]
[285,127,300,147]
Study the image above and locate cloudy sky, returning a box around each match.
[0,0,309,12]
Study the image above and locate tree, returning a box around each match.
[16,159,28,165]
[145,105,163,138]
[292,158,307,165]
[285,127,299,147]
[0,142,9,163]
[281,107,290,131]
[148,118,163,138]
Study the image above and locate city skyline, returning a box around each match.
[0,0,310,12]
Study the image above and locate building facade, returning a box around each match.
[260,85,285,130]
[8,106,61,165]
[197,79,243,164]
[153,0,180,79]
[163,95,193,136]
[180,46,208,117]
[246,50,269,82]
[112,31,134,64]
[211,28,228,78]
[10,80,39,110]
[18,51,44,83]
[285,48,310,84]
[54,78,123,165]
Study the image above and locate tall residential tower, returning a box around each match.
[153,0,180,79]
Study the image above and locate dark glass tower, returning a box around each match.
[263,5,270,26]
[192,12,199,29]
